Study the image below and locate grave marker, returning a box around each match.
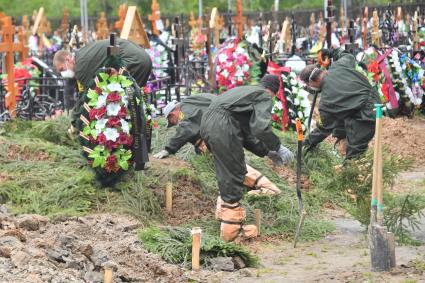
[120,6,150,49]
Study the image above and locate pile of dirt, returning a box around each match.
[380,116,425,165]
[0,206,186,283]
[162,176,216,226]
[6,144,50,161]
[148,157,216,226]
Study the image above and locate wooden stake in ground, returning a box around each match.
[368,104,396,272]
[165,182,173,212]
[104,267,113,283]
[254,209,261,235]
[191,227,202,271]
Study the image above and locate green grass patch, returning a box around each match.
[138,226,259,268]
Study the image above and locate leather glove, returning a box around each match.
[153,149,170,159]
[268,145,294,166]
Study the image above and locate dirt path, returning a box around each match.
[221,208,425,283]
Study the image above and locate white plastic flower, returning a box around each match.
[96,94,107,108]
[235,47,245,54]
[294,98,300,105]
[235,68,244,77]
[242,64,250,72]
[120,119,130,134]
[121,94,128,107]
[95,118,108,130]
[108,83,123,92]
[104,128,119,141]
[298,111,304,118]
[222,69,229,78]
[218,53,228,63]
[276,101,283,110]
[107,103,121,116]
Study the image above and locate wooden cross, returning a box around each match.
[232,0,246,39]
[120,6,150,48]
[148,0,161,36]
[363,6,369,49]
[412,11,418,52]
[58,7,69,34]
[115,4,127,33]
[189,12,198,32]
[309,13,315,40]
[405,13,411,34]
[22,15,30,39]
[340,5,345,36]
[0,17,28,117]
[280,17,291,53]
[96,12,109,40]
[210,7,224,49]
[371,10,381,48]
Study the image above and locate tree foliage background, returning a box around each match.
[1,0,394,20]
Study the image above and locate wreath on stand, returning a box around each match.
[271,71,311,132]
[77,63,151,186]
[215,37,261,93]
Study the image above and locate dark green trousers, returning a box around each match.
[200,108,248,204]
[304,100,376,159]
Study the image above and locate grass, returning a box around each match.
[1,115,423,269]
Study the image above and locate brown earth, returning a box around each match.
[0,210,187,283]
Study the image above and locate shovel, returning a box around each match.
[294,119,307,248]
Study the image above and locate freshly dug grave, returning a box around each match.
[0,208,186,283]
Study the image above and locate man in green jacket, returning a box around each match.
[300,48,380,159]
[154,94,282,197]
[53,38,152,127]
[200,75,294,242]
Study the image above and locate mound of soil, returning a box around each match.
[380,116,425,165]
[0,207,186,283]
[148,157,216,226]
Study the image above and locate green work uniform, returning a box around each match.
[71,38,152,127]
[200,85,279,204]
[75,38,152,88]
[165,93,216,154]
[304,49,381,159]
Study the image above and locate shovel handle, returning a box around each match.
[295,118,304,142]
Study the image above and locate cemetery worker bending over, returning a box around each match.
[154,94,281,197]
[53,38,152,128]
[200,75,294,242]
[153,93,216,158]
[299,48,380,159]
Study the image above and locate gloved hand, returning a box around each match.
[153,149,170,159]
[268,145,294,166]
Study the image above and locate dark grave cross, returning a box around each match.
[232,0,246,39]
[291,12,297,56]
[325,0,334,48]
[206,9,216,90]
[345,19,358,54]
[107,32,119,57]
[172,16,185,101]
[258,13,264,47]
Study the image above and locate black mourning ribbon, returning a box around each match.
[126,85,149,170]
